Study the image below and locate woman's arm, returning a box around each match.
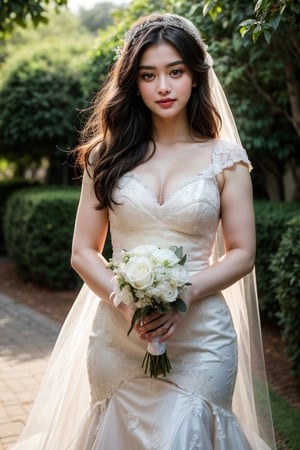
[185,162,256,307]
[71,170,141,323]
[71,170,113,302]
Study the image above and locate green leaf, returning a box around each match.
[209,6,222,22]
[189,4,201,16]
[270,14,281,31]
[253,24,262,34]
[240,25,250,38]
[203,1,214,17]
[173,245,183,259]
[254,0,263,14]
[140,306,154,323]
[178,254,187,265]
[239,19,257,28]
[156,304,170,314]
[127,308,142,336]
[263,30,272,44]
[174,298,187,312]
[280,4,287,15]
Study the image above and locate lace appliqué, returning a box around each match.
[201,139,252,179]
[150,428,161,450]
[127,411,139,431]
[189,433,203,450]
[186,393,242,447]
[212,405,227,440]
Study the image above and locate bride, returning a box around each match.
[13,13,276,450]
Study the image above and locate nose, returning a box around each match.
[157,76,171,95]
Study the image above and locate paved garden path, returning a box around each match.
[0,293,60,449]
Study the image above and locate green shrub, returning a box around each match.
[0,36,88,184]
[4,187,34,274]
[0,178,40,254]
[4,186,113,290]
[270,216,300,375]
[4,187,80,289]
[254,201,300,321]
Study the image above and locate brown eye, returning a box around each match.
[140,73,155,81]
[170,69,183,77]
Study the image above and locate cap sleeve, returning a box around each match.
[209,139,252,176]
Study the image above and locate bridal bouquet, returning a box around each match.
[107,244,190,377]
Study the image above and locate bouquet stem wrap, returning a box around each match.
[147,337,166,356]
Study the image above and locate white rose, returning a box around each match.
[124,256,154,290]
[156,281,178,303]
[130,244,158,257]
[168,265,189,286]
[151,248,180,267]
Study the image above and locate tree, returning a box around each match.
[0,0,68,38]
[0,51,84,183]
[78,2,117,34]
[204,0,300,140]
[0,11,93,183]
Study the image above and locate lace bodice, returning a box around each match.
[109,139,251,275]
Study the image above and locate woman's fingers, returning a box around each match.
[137,309,181,341]
[159,322,176,343]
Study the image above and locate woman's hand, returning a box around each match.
[135,305,188,343]
[117,302,137,325]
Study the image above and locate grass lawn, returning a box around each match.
[270,386,300,450]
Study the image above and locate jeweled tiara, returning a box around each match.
[124,14,204,47]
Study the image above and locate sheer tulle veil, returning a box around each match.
[12,14,276,450]
[209,55,276,449]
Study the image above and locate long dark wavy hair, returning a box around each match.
[76,14,221,209]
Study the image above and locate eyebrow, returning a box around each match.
[138,60,185,70]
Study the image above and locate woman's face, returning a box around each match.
[136,41,194,123]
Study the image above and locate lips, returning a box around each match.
[157,98,176,108]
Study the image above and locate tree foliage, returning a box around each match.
[0,51,83,181]
[0,0,68,38]
[0,11,92,182]
[202,0,300,137]
[238,0,298,43]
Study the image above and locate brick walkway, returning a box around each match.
[0,293,60,449]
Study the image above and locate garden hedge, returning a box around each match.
[0,178,40,254]
[4,186,113,290]
[254,201,300,321]
[4,187,80,290]
[271,216,300,375]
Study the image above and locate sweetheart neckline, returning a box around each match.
[123,144,217,207]
[118,140,249,206]
[121,171,216,207]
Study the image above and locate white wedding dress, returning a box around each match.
[13,139,275,450]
